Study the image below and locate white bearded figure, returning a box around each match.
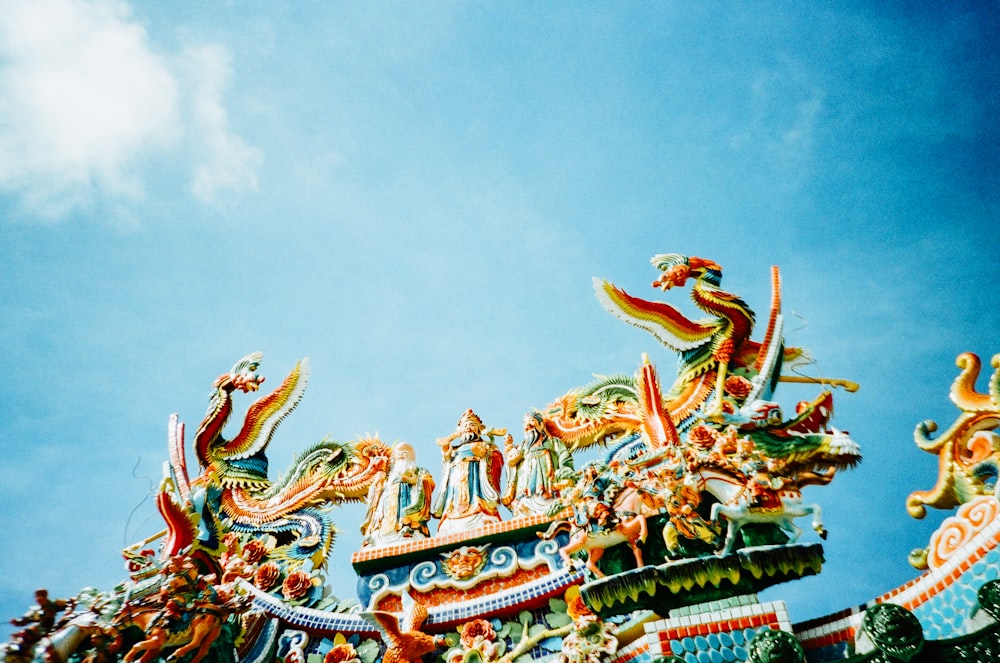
[361,442,435,546]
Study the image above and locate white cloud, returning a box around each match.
[182,45,263,204]
[0,0,262,221]
[0,0,178,218]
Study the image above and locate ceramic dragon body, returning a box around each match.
[153,353,389,598]
[542,255,854,456]
[543,255,790,452]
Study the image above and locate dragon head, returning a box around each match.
[214,352,266,393]
[651,254,723,291]
[195,354,308,485]
[541,375,641,450]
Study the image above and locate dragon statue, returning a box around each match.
[904,351,1000,573]
[99,353,392,663]
[543,254,857,457]
[536,254,860,577]
[152,352,390,590]
[544,353,860,568]
[1,255,868,663]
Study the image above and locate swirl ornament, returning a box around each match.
[488,544,516,569]
[532,538,564,569]
[409,561,439,590]
[365,572,391,594]
[906,352,1000,520]
[927,495,1000,569]
[361,572,407,612]
[277,630,310,663]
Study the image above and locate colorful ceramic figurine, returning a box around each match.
[431,409,506,535]
[361,442,436,546]
[4,589,76,663]
[1,254,882,663]
[153,353,389,600]
[119,553,250,663]
[360,593,446,663]
[501,410,575,517]
[907,352,1000,518]
[542,460,665,577]
[9,589,74,637]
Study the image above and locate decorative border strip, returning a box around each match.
[611,638,651,663]
[794,608,865,653]
[350,514,558,565]
[426,567,585,626]
[875,503,1000,613]
[239,569,585,634]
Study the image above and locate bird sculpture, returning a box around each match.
[595,253,757,422]
[360,592,444,663]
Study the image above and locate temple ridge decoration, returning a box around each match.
[13,253,998,663]
[906,352,1000,519]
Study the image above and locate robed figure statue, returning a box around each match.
[361,442,435,546]
[501,410,575,517]
[431,409,505,535]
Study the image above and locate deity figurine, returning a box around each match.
[361,442,436,546]
[431,409,505,535]
[502,411,575,517]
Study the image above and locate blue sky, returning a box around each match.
[1,1,998,638]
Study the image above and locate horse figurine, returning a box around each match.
[119,578,249,663]
[541,481,664,578]
[30,612,110,663]
[702,468,826,555]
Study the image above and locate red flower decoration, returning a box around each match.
[323,644,360,663]
[242,540,268,564]
[281,570,314,601]
[254,562,281,591]
[460,619,496,647]
[724,375,753,401]
[564,586,593,620]
[687,425,716,449]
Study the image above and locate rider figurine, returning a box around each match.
[732,438,784,510]
[572,463,620,534]
[9,589,74,636]
[143,554,200,638]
